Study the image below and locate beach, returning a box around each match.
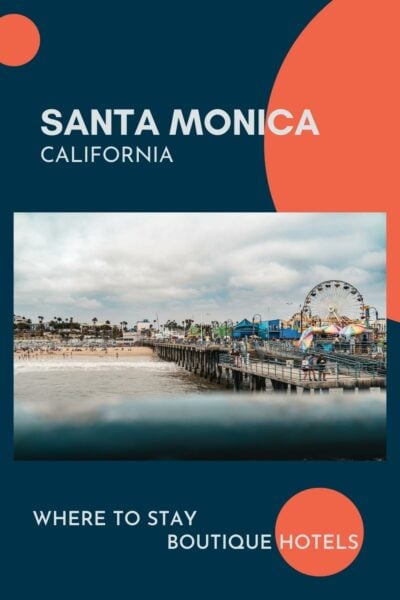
[14,346,154,360]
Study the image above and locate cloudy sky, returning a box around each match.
[14,213,386,325]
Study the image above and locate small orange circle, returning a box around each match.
[275,488,364,577]
[0,14,40,67]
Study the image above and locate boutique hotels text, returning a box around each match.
[32,509,361,554]
[40,108,319,164]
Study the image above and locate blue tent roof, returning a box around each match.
[235,319,252,328]
[233,319,255,338]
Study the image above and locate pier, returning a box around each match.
[155,342,222,381]
[218,355,385,392]
[144,341,386,392]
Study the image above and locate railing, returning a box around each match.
[258,341,385,376]
[139,339,229,350]
[219,353,383,385]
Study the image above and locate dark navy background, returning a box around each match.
[2,1,398,598]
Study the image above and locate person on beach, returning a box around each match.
[316,355,327,381]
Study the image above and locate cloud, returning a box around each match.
[358,251,386,269]
[14,212,386,324]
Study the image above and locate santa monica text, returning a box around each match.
[41,107,319,137]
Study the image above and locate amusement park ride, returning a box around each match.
[298,280,378,332]
[288,280,385,355]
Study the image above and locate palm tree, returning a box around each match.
[92,317,98,338]
[37,316,44,336]
[103,320,111,338]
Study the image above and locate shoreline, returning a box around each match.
[14,347,154,359]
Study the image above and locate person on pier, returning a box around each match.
[316,355,327,381]
[307,354,317,381]
[301,356,310,381]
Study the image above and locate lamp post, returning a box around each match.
[224,319,233,337]
[200,312,210,343]
[185,317,194,339]
[211,320,219,341]
[252,313,262,337]
[365,305,378,328]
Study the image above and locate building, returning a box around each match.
[371,318,386,335]
[122,331,139,345]
[257,320,301,341]
[232,319,254,339]
[136,319,154,334]
[14,315,27,324]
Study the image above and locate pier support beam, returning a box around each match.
[271,379,288,391]
[233,371,243,392]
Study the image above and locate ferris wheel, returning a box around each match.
[301,280,365,325]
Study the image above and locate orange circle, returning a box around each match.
[275,488,364,577]
[0,14,40,67]
[264,0,400,322]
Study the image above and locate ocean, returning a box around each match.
[13,354,386,460]
[14,354,222,423]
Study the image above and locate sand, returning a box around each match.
[14,347,153,359]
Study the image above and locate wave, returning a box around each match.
[14,359,179,374]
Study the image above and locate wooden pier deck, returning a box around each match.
[219,357,386,391]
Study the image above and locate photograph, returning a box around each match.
[14,212,386,460]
